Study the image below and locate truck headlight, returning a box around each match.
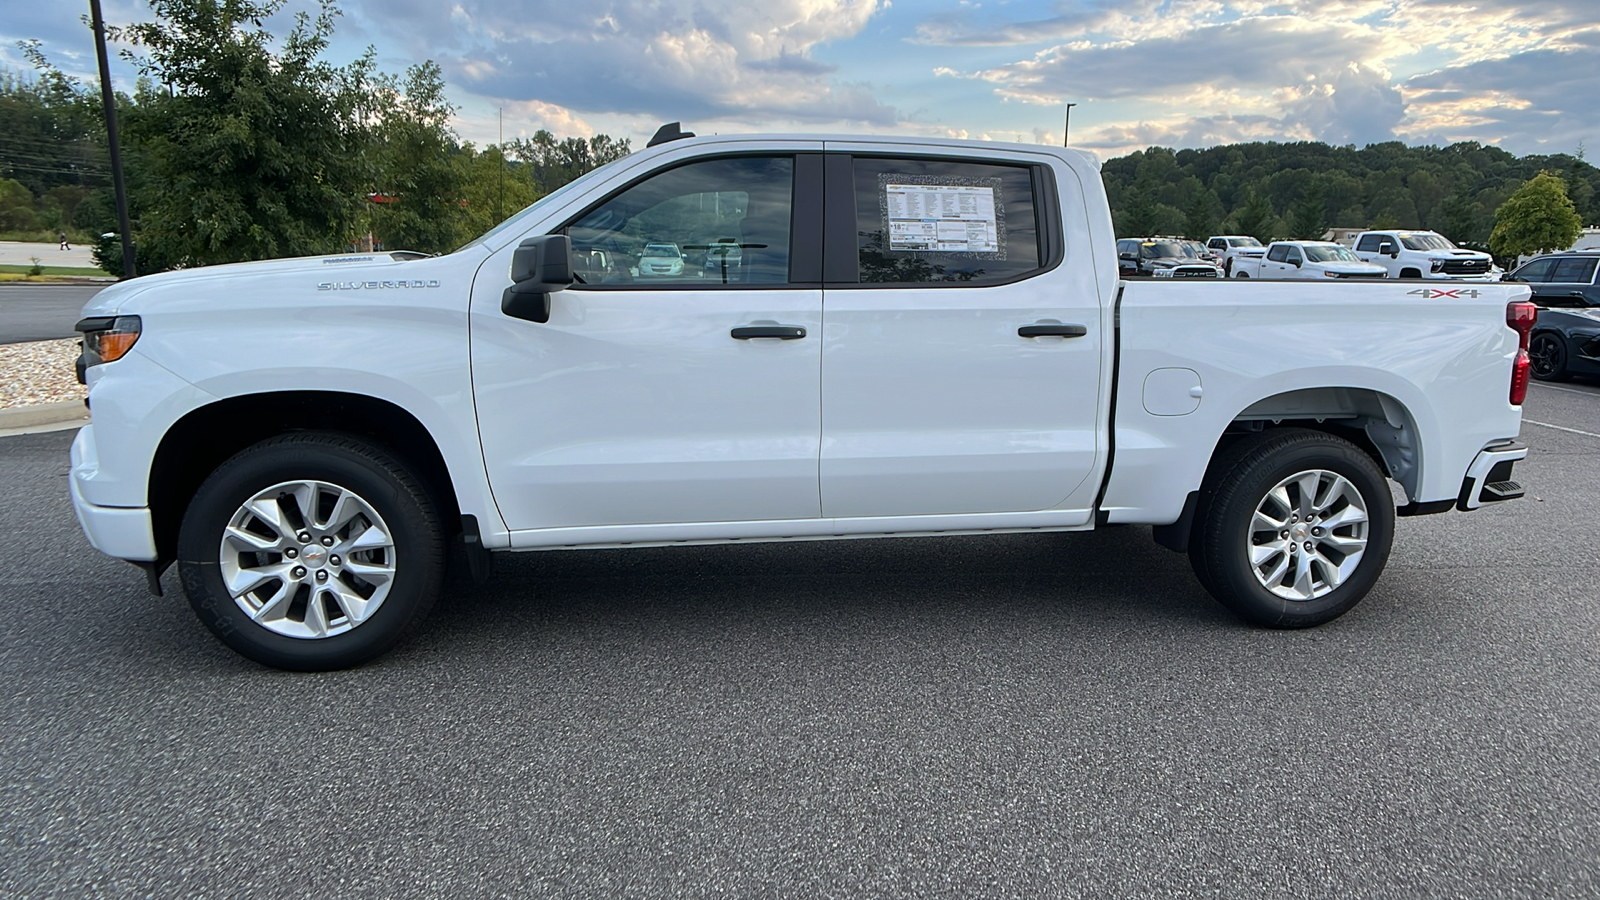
[74,315,142,384]
[1430,259,1446,272]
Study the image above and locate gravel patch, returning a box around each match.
[0,338,85,409]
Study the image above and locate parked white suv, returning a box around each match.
[1352,230,1496,280]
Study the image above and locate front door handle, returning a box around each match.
[731,324,807,340]
[1018,322,1088,338]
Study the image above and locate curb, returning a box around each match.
[0,400,89,429]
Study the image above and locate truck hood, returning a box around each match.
[79,251,455,316]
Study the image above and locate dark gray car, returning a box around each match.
[1507,252,1600,307]
[1508,252,1600,381]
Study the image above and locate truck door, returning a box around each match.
[1282,245,1305,277]
[470,149,826,531]
[1262,243,1292,277]
[816,148,1104,518]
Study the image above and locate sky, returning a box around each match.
[3,0,1594,160]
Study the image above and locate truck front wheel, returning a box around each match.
[1190,429,1395,628]
[176,433,445,670]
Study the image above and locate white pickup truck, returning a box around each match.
[70,132,1536,670]
[1352,229,1497,280]
[1231,241,1388,280]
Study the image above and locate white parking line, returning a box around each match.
[1524,419,1600,439]
[1529,382,1600,398]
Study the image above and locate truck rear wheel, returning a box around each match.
[1189,429,1394,628]
[176,433,444,670]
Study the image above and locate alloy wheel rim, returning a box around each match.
[1247,469,1369,601]
[1530,337,1557,377]
[218,480,397,639]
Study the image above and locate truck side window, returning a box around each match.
[1285,247,1303,265]
[1267,244,1288,262]
[565,156,794,286]
[1510,258,1555,283]
[1550,257,1598,284]
[850,157,1041,285]
[1355,234,1384,252]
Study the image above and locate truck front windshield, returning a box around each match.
[1304,245,1361,263]
[1229,237,1263,248]
[1142,242,1185,259]
[1399,232,1457,251]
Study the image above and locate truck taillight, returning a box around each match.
[1507,300,1537,405]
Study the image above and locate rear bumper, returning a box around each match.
[70,425,157,561]
[1456,440,1528,511]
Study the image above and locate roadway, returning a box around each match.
[0,284,106,344]
[2,378,1596,897]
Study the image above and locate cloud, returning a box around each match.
[343,0,898,126]
[1400,30,1599,153]
[958,17,1388,103]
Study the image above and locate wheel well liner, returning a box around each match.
[1219,387,1420,498]
[148,392,461,563]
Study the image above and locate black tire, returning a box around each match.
[1189,429,1395,628]
[1235,271,1250,279]
[177,433,444,670]
[1399,267,1423,279]
[1529,332,1569,382]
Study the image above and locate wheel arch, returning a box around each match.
[1151,386,1421,552]
[148,391,463,563]
[1218,386,1422,498]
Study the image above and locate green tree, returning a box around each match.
[1288,189,1326,240]
[1434,188,1484,246]
[0,177,37,230]
[366,61,464,254]
[1114,179,1161,237]
[1490,171,1583,257]
[507,131,631,193]
[117,0,376,266]
[453,142,540,247]
[1182,183,1219,240]
[1231,190,1275,243]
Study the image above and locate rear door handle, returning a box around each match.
[731,324,807,340]
[1018,322,1088,338]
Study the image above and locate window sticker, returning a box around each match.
[879,174,1006,259]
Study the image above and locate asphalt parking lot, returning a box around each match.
[2,379,1597,898]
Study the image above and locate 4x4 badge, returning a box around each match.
[1408,288,1483,299]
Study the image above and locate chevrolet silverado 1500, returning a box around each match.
[70,132,1535,669]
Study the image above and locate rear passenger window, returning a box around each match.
[850,157,1042,285]
[1267,245,1288,262]
[1550,257,1598,284]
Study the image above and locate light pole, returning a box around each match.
[1062,102,1078,148]
[89,0,135,278]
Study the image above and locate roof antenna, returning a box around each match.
[647,122,696,148]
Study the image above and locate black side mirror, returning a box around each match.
[503,235,574,323]
[1119,251,1137,261]
[1291,258,1302,267]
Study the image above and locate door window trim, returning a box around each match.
[553,151,823,291]
[820,152,1064,289]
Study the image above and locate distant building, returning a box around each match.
[1321,227,1364,247]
